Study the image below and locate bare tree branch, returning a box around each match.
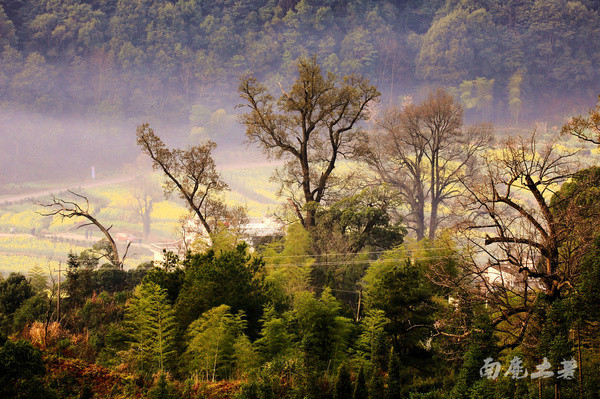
[36,190,124,269]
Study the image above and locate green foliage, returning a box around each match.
[290,289,353,371]
[0,272,34,332]
[176,244,267,339]
[552,166,600,226]
[63,252,150,309]
[125,282,177,374]
[417,9,476,83]
[456,77,494,118]
[0,339,56,398]
[370,367,385,399]
[184,304,248,380]
[147,373,178,399]
[356,309,390,372]
[537,298,574,370]
[574,236,600,322]
[78,292,126,335]
[261,222,313,305]
[386,348,402,399]
[364,252,434,348]
[312,187,405,254]
[448,311,496,399]
[27,264,48,293]
[12,293,50,333]
[508,71,523,124]
[254,306,294,363]
[0,272,33,314]
[143,265,184,305]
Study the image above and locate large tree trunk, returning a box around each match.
[429,200,439,242]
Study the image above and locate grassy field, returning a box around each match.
[0,164,282,277]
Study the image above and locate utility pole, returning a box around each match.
[356,290,362,322]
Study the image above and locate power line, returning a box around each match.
[263,254,460,268]
[260,246,460,260]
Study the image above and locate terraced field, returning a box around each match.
[0,163,282,277]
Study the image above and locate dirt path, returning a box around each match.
[0,175,133,205]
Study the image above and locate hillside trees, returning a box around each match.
[525,0,600,92]
[3,0,600,187]
[368,89,491,241]
[1,0,600,122]
[0,5,16,48]
[238,56,379,229]
[175,244,267,339]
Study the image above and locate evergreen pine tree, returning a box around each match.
[26,265,47,293]
[126,282,177,374]
[148,372,177,399]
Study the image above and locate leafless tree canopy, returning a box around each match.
[368,89,491,241]
[457,134,581,348]
[125,156,162,239]
[36,190,129,269]
[238,56,380,228]
[136,123,228,235]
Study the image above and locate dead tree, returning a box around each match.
[37,190,129,269]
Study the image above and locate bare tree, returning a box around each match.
[131,175,160,239]
[368,89,491,241]
[125,156,162,239]
[238,56,379,228]
[136,123,228,235]
[457,133,580,348]
[37,191,129,269]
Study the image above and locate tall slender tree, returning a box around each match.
[126,282,177,374]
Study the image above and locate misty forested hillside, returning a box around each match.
[1,0,599,181]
